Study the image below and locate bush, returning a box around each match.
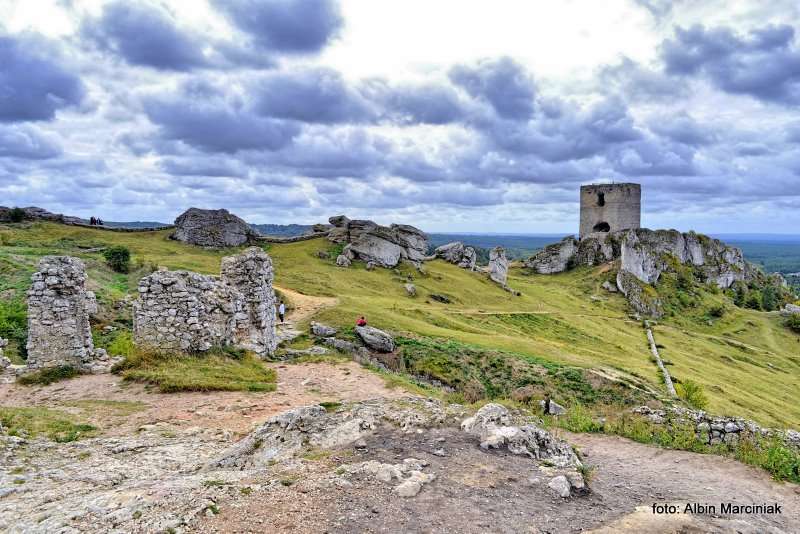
[103,245,131,273]
[677,379,709,410]
[0,299,27,359]
[8,207,26,223]
[744,290,762,310]
[707,304,726,318]
[18,365,80,386]
[785,314,800,334]
[559,404,603,433]
[761,286,778,312]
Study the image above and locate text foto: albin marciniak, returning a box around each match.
[652,502,783,515]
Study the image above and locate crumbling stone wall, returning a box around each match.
[26,256,111,372]
[133,247,277,356]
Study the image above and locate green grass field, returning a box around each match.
[2,221,799,427]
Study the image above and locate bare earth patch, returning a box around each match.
[0,361,404,437]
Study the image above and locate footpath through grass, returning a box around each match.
[548,405,800,484]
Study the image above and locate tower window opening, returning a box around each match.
[593,222,611,233]
[597,193,605,206]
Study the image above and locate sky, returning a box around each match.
[1,0,799,233]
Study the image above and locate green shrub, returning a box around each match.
[744,291,762,310]
[0,299,27,359]
[559,404,603,433]
[707,304,726,318]
[18,365,79,386]
[761,286,778,312]
[103,245,131,273]
[8,207,26,223]
[677,379,709,410]
[785,314,800,334]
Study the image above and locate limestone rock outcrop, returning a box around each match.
[618,229,747,288]
[172,208,257,248]
[434,242,477,270]
[133,247,277,356]
[355,325,395,353]
[525,235,617,274]
[25,256,113,373]
[326,215,429,268]
[488,247,509,287]
[461,404,580,468]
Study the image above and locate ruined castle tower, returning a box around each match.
[579,183,641,239]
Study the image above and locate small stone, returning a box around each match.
[548,475,571,498]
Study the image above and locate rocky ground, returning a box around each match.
[2,296,799,533]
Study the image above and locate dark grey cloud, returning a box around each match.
[0,125,62,159]
[599,57,687,101]
[649,113,716,145]
[0,34,85,122]
[159,156,248,177]
[82,1,208,70]
[609,139,697,176]
[363,80,469,125]
[142,79,300,153]
[254,68,374,123]
[449,57,536,119]
[213,0,343,54]
[661,24,800,104]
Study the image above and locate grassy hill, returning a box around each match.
[2,221,799,428]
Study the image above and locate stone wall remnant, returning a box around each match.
[25,256,113,372]
[133,247,277,356]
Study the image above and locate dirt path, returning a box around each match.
[0,362,403,437]
[275,285,337,324]
[198,427,800,533]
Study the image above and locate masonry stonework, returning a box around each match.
[579,183,641,239]
[133,247,277,356]
[26,256,113,372]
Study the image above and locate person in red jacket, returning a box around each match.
[356,316,367,327]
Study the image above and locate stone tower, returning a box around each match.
[579,183,641,239]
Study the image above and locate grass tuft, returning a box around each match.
[18,365,80,386]
[0,406,96,442]
[114,346,277,393]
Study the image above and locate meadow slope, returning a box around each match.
[1,221,799,427]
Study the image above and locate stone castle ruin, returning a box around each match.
[26,256,114,373]
[579,183,640,238]
[133,247,278,356]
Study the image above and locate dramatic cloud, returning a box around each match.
[142,79,300,153]
[82,1,208,70]
[214,0,343,53]
[0,34,85,122]
[661,24,800,104]
[253,68,374,123]
[449,57,537,120]
[0,125,62,159]
[1,1,799,232]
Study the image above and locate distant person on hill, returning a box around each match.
[543,392,551,415]
[278,301,285,323]
[97,218,103,226]
[356,316,367,327]
[89,216,96,225]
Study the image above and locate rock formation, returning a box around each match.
[133,247,277,356]
[172,208,258,248]
[355,325,395,353]
[488,246,509,287]
[434,242,477,270]
[326,215,429,268]
[25,256,114,373]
